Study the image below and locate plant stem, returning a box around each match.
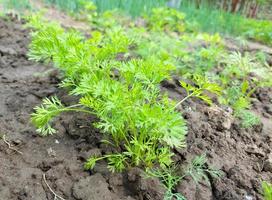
[174,92,194,108]
[63,105,96,115]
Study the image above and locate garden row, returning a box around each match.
[26,5,272,199]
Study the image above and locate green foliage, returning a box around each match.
[179,1,272,45]
[31,97,64,136]
[218,50,272,127]
[178,75,222,106]
[242,19,272,46]
[145,7,185,32]
[44,0,86,13]
[219,81,262,128]
[146,166,186,200]
[42,0,167,17]
[2,0,271,45]
[178,44,225,74]
[262,182,272,200]
[186,154,223,184]
[132,27,225,75]
[220,82,250,110]
[146,154,222,199]
[31,96,94,136]
[236,110,261,128]
[222,52,256,79]
[88,10,130,31]
[28,15,187,172]
[26,1,271,192]
[92,0,167,17]
[164,192,186,200]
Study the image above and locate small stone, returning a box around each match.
[244,194,253,200]
[204,106,233,131]
[222,117,232,130]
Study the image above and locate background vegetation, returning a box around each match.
[1,0,271,45]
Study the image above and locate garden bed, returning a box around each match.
[0,17,271,200]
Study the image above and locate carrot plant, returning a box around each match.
[219,52,272,128]
[27,5,271,188]
[177,75,222,106]
[146,154,222,200]
[28,6,226,174]
[28,15,188,172]
[144,7,186,32]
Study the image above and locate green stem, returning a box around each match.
[62,104,96,115]
[247,86,258,98]
[174,92,194,108]
[64,108,95,115]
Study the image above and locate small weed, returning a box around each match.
[236,110,261,128]
[186,154,223,185]
[146,166,186,200]
[146,154,222,199]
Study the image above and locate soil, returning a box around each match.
[0,17,271,200]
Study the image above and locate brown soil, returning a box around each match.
[0,17,271,200]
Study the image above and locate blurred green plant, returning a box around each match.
[144,7,185,32]
[146,154,222,200]
[219,51,272,128]
[262,181,272,200]
[22,0,269,45]
[241,19,272,46]
[186,154,223,184]
[147,166,186,200]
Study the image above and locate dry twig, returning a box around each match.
[2,135,23,155]
[43,174,66,200]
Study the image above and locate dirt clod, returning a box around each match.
[263,153,272,173]
[72,174,116,200]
